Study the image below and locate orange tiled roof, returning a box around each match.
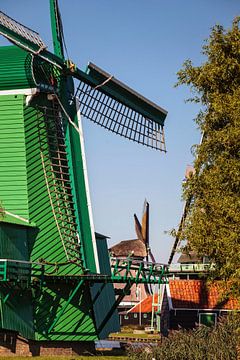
[128,280,239,313]
[169,280,239,310]
[129,294,158,313]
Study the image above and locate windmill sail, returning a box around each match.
[0,11,46,51]
[134,214,144,242]
[141,201,156,263]
[141,200,149,243]
[134,201,156,263]
[75,63,167,151]
[0,10,63,68]
[0,12,167,151]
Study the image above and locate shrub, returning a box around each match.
[128,313,240,360]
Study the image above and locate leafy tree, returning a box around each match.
[176,18,240,297]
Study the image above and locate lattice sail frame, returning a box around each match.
[0,11,167,152]
[0,11,46,49]
[76,80,166,152]
[76,62,167,152]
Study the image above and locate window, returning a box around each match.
[134,313,138,318]
[199,313,217,327]
[143,313,148,319]
[124,315,129,320]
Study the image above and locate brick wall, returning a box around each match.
[0,331,95,356]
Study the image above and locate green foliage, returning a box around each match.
[128,313,240,360]
[176,18,240,297]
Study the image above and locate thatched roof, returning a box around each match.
[177,251,203,264]
[109,239,147,258]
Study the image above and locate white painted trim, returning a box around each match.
[127,296,147,313]
[119,301,138,306]
[75,100,100,273]
[4,211,29,223]
[0,259,41,265]
[159,283,166,311]
[199,312,217,326]
[0,88,38,96]
[166,284,173,310]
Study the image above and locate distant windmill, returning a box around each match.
[110,200,156,303]
[110,200,156,263]
[134,200,156,263]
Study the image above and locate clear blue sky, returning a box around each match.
[1,1,239,262]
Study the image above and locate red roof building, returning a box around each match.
[129,294,158,313]
[168,280,239,310]
[119,280,239,331]
[162,280,240,333]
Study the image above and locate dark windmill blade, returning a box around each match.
[134,200,156,264]
[141,200,150,261]
[134,214,144,242]
[141,201,154,295]
[141,200,149,242]
[73,63,167,152]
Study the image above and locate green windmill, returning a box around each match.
[0,0,167,352]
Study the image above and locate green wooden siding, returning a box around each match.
[0,289,34,339]
[0,46,118,341]
[24,104,66,264]
[64,99,97,272]
[92,236,120,338]
[56,76,97,272]
[24,99,98,340]
[34,284,97,341]
[0,223,34,339]
[0,95,29,220]
[24,102,81,274]
[0,223,29,261]
[0,46,35,91]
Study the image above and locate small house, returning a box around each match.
[120,280,239,332]
[119,293,159,327]
[161,279,239,333]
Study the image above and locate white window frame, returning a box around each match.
[199,312,217,326]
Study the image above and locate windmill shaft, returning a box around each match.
[49,0,65,59]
